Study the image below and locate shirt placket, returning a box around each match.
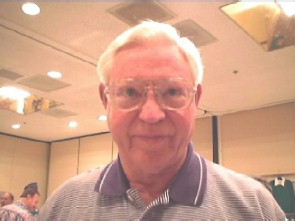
[126,189,170,220]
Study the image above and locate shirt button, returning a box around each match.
[127,195,134,202]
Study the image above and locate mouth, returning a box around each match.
[133,134,170,142]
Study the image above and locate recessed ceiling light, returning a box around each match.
[278,2,295,16]
[21,2,40,16]
[0,86,31,114]
[47,71,63,79]
[12,124,21,129]
[68,121,78,128]
[0,86,31,99]
[98,115,107,121]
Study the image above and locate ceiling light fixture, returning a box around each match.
[0,86,31,114]
[0,86,31,99]
[238,0,295,16]
[47,71,63,79]
[277,1,295,16]
[98,115,107,121]
[21,2,40,15]
[68,121,78,128]
[221,1,295,51]
[12,123,21,129]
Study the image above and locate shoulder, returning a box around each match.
[206,159,259,187]
[0,204,33,221]
[205,159,273,197]
[204,160,285,219]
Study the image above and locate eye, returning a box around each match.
[168,88,181,96]
[124,87,137,97]
[118,86,142,98]
[163,87,185,97]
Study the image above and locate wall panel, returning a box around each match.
[192,117,213,161]
[220,102,295,176]
[0,134,49,206]
[0,135,15,189]
[47,139,79,197]
[78,133,113,174]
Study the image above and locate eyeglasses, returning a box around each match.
[104,78,197,111]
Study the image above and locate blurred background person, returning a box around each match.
[0,192,14,207]
[0,182,40,220]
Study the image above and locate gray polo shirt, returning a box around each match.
[39,145,285,220]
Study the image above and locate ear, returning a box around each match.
[194,84,202,107]
[99,84,108,109]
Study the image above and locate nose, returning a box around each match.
[138,91,165,123]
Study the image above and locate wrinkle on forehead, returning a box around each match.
[110,43,193,83]
[116,39,190,65]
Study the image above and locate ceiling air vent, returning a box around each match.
[40,108,77,118]
[18,74,71,92]
[173,19,217,47]
[0,68,24,80]
[108,2,176,26]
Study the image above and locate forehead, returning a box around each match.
[109,43,193,83]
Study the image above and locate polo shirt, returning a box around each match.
[39,144,285,220]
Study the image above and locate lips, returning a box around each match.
[131,134,172,143]
[132,134,171,138]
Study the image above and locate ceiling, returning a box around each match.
[0,1,294,142]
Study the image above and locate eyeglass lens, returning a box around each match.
[105,78,195,111]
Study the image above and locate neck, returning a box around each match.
[123,161,183,205]
[17,198,29,209]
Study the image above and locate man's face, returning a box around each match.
[101,42,201,174]
[0,193,13,207]
[27,194,40,211]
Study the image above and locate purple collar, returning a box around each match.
[94,143,207,206]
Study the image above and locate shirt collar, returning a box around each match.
[15,201,31,214]
[94,143,207,207]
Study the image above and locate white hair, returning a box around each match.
[97,20,204,85]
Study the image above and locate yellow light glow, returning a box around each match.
[228,2,276,14]
[0,87,31,114]
[0,86,31,99]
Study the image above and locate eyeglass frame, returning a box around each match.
[103,77,198,111]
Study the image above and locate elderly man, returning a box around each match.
[0,183,40,220]
[0,192,14,207]
[39,21,285,220]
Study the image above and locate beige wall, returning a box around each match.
[78,134,114,174]
[47,133,114,197]
[192,116,213,161]
[47,139,79,197]
[220,102,295,176]
[0,134,49,206]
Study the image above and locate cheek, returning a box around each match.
[172,108,196,136]
[108,109,127,131]
[107,109,136,142]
